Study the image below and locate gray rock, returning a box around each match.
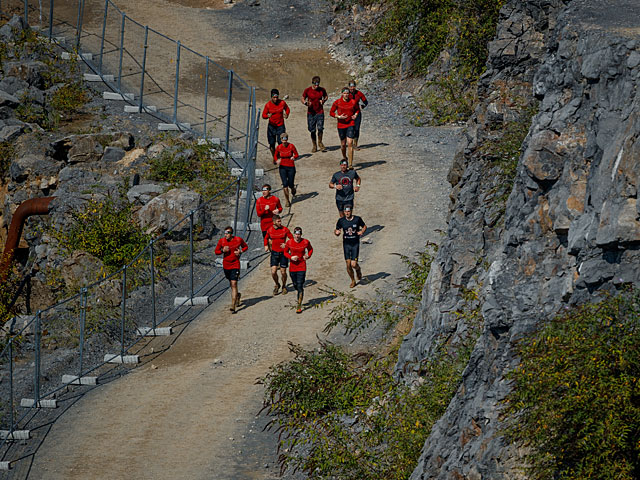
[0,90,20,108]
[0,124,23,142]
[102,146,125,163]
[126,183,165,205]
[136,188,203,237]
[67,136,104,164]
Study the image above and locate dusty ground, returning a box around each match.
[18,0,459,478]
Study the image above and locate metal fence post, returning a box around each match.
[117,12,125,91]
[78,289,87,377]
[189,211,194,300]
[173,40,180,124]
[34,311,42,405]
[23,0,27,25]
[75,0,85,49]
[139,26,148,110]
[233,178,241,231]
[243,88,257,230]
[48,0,54,39]
[149,242,156,330]
[99,0,109,74]
[243,87,252,169]
[225,70,233,152]
[203,56,209,138]
[120,265,126,358]
[9,339,14,429]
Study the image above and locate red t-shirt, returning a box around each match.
[256,195,283,232]
[264,225,293,253]
[262,100,290,127]
[274,142,299,167]
[284,238,313,272]
[330,97,359,128]
[302,86,328,115]
[349,90,368,112]
[214,236,248,269]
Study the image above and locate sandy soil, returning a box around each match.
[21,0,459,478]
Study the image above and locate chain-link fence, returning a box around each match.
[0,0,264,472]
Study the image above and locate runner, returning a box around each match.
[301,75,328,153]
[262,88,290,157]
[255,184,283,238]
[329,158,361,218]
[284,226,313,314]
[263,214,293,296]
[329,87,359,169]
[214,226,249,313]
[348,80,368,151]
[334,205,366,288]
[273,132,299,207]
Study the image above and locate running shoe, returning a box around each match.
[281,286,287,294]
[235,292,242,308]
[273,285,281,296]
[230,304,236,313]
[296,307,302,314]
[350,280,357,288]
[291,186,297,197]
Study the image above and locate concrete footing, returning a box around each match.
[215,258,249,269]
[136,326,172,336]
[84,73,114,82]
[0,430,30,440]
[62,375,98,386]
[174,296,209,307]
[103,92,134,101]
[104,354,140,364]
[20,398,57,408]
[124,105,157,113]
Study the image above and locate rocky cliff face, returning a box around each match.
[396,0,640,478]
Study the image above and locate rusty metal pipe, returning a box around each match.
[1,197,54,280]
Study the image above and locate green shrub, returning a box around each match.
[51,197,150,272]
[505,289,640,480]
[262,244,482,479]
[50,81,89,117]
[149,140,234,198]
[0,141,14,178]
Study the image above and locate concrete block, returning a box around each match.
[174,296,209,307]
[54,36,66,43]
[84,73,114,82]
[20,398,57,408]
[0,461,9,470]
[0,430,30,440]
[231,168,263,177]
[239,190,261,200]
[215,258,249,269]
[136,326,172,336]
[104,354,139,364]
[103,92,134,101]
[124,105,157,113]
[158,123,191,131]
[62,375,98,386]
[231,221,261,232]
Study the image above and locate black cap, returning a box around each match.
[271,88,279,97]
[340,159,348,165]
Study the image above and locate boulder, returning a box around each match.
[0,90,20,108]
[136,188,202,237]
[67,136,104,163]
[61,251,122,306]
[126,183,165,205]
[102,146,125,163]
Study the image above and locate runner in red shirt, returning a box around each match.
[214,226,249,313]
[330,87,359,169]
[284,227,313,313]
[348,80,368,151]
[264,215,293,296]
[255,183,283,237]
[273,132,300,207]
[262,88,290,156]
[301,75,328,153]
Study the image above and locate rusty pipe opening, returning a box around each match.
[1,196,55,281]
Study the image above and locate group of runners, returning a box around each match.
[216,76,368,314]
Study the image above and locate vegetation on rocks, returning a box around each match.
[149,139,234,199]
[261,245,482,479]
[0,141,14,178]
[505,289,640,480]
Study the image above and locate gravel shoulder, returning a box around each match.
[24,1,460,478]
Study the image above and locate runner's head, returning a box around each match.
[262,184,271,197]
[341,87,350,100]
[348,80,356,93]
[343,205,353,218]
[273,214,282,227]
[224,226,234,237]
[311,76,320,88]
[293,227,302,240]
[340,158,348,172]
[281,132,289,144]
[270,89,279,102]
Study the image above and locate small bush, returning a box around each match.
[149,140,234,198]
[49,82,89,117]
[0,141,14,178]
[505,289,640,480]
[51,197,150,272]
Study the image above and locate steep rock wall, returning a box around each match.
[397,0,640,478]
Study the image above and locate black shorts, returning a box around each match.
[336,198,354,212]
[342,242,360,261]
[353,112,362,137]
[267,123,286,147]
[270,250,289,268]
[337,126,355,140]
[307,113,324,133]
[290,270,306,291]
[224,268,240,281]
[279,165,296,189]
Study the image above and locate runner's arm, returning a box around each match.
[214,239,224,255]
[292,145,299,160]
[359,91,368,108]
[256,199,265,217]
[305,242,313,259]
[329,101,338,118]
[283,243,292,260]
[240,239,249,253]
[275,198,283,214]
[261,104,270,119]
[284,102,290,118]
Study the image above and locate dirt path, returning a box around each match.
[25,1,459,478]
